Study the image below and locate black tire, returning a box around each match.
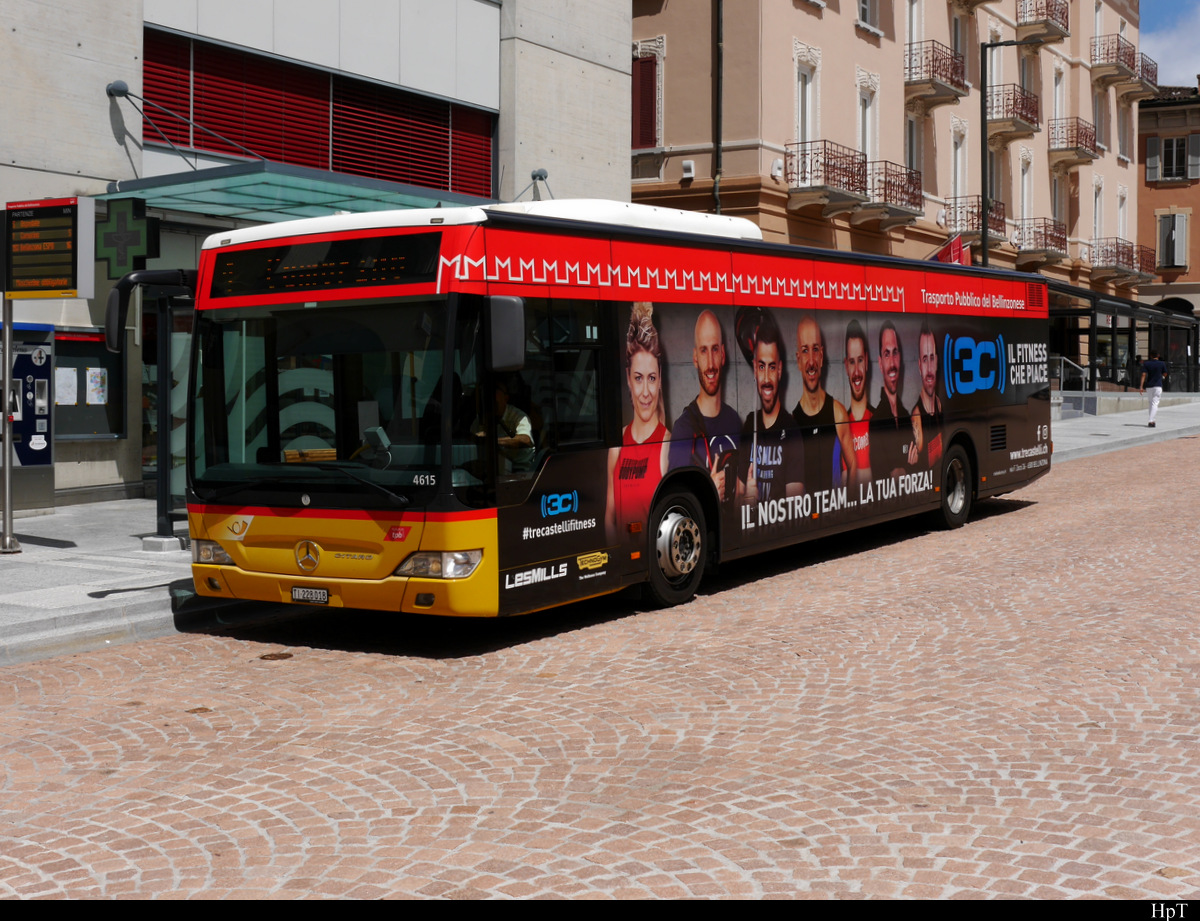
[645,491,707,608]
[937,444,973,530]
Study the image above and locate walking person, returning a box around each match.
[1139,350,1168,428]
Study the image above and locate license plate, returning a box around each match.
[291,587,329,604]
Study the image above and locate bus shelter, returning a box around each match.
[1048,282,1199,393]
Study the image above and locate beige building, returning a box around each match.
[631,0,1157,301]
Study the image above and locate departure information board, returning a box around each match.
[5,197,95,299]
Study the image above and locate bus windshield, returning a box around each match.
[189,295,487,509]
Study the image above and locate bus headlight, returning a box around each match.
[396,550,482,579]
[193,540,233,565]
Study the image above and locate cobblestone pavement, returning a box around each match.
[2,440,1199,899]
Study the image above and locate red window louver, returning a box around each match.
[192,42,330,169]
[450,105,493,198]
[141,28,493,198]
[632,56,657,149]
[142,30,192,148]
[331,76,449,188]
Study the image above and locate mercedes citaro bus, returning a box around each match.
[107,200,1050,617]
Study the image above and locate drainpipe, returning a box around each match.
[713,0,723,214]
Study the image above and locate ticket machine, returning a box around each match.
[1,325,54,512]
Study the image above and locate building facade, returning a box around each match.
[1,0,633,507]
[631,1,1192,387]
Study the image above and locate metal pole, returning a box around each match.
[980,43,990,267]
[2,295,21,553]
[156,296,172,537]
[979,38,1041,270]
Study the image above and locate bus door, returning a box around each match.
[490,297,624,614]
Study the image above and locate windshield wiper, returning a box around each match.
[308,463,410,506]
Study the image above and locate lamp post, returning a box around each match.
[979,38,1041,267]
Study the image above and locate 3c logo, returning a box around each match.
[945,334,1006,397]
[540,491,579,518]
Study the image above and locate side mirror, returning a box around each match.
[104,269,198,353]
[488,295,525,371]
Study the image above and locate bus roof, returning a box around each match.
[200,199,764,250]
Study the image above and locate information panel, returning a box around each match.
[5,197,95,299]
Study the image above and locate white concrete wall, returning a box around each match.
[145,0,501,110]
[0,0,143,203]
[0,1,146,495]
[497,0,631,202]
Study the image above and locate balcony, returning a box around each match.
[1089,237,1156,285]
[950,0,991,11]
[1136,244,1158,278]
[784,140,869,216]
[947,195,1006,243]
[904,41,968,112]
[1048,117,1098,171]
[1091,34,1137,85]
[1016,0,1069,45]
[852,161,924,229]
[1014,217,1068,270]
[987,83,1040,146]
[1116,52,1159,102]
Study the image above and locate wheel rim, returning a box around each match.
[946,457,966,515]
[656,507,702,580]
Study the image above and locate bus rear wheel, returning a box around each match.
[646,491,706,607]
[938,444,973,529]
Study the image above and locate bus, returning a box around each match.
[107,200,1051,616]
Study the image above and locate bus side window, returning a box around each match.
[522,298,604,459]
[554,348,600,445]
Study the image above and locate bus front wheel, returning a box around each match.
[646,491,706,607]
[938,444,973,530]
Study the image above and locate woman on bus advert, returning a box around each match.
[606,301,670,544]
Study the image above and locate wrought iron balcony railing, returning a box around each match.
[1136,52,1158,88]
[987,83,1040,129]
[867,160,923,212]
[1136,244,1157,275]
[1091,34,1137,73]
[1017,0,1069,33]
[947,196,1006,238]
[1090,237,1136,270]
[784,140,867,195]
[1048,117,1097,155]
[904,40,967,93]
[1016,218,1067,253]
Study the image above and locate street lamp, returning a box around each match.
[979,38,1041,266]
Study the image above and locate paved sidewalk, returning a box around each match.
[0,498,195,665]
[2,399,1200,666]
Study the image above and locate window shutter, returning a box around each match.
[632,56,657,149]
[142,31,193,148]
[142,27,494,198]
[1159,214,1190,268]
[450,105,494,198]
[1189,134,1200,180]
[332,77,449,189]
[1146,136,1160,181]
[1159,215,1173,265]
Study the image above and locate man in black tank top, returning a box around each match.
[912,323,944,469]
[793,315,857,495]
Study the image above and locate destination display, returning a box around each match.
[5,197,95,299]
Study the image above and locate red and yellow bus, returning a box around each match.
[112,200,1051,615]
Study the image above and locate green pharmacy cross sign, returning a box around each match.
[95,197,159,280]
